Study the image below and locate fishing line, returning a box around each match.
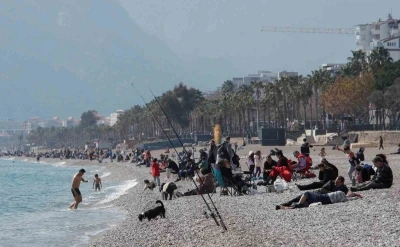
[130,83,222,229]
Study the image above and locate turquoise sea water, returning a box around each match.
[0,159,137,247]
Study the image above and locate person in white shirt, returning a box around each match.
[254,150,263,178]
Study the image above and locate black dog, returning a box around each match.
[138,200,165,222]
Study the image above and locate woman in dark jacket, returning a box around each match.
[219,159,247,194]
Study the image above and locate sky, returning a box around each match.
[119,0,400,76]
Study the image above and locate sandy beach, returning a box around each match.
[19,144,400,247]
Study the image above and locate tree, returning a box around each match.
[322,73,375,123]
[80,110,99,128]
[346,50,367,76]
[251,81,264,130]
[368,47,393,73]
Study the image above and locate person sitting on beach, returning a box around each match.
[257,151,292,186]
[319,159,338,179]
[177,168,216,197]
[276,190,362,210]
[196,149,209,171]
[296,163,335,191]
[219,159,248,195]
[263,155,277,181]
[143,179,156,191]
[160,182,178,200]
[291,151,310,172]
[93,174,102,192]
[165,158,180,181]
[278,176,349,208]
[276,150,289,168]
[351,156,393,192]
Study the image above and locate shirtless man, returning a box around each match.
[69,169,88,209]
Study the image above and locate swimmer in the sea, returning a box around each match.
[68,168,88,209]
[93,174,102,191]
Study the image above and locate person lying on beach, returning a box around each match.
[296,163,335,191]
[350,156,393,192]
[143,179,156,191]
[93,174,102,191]
[276,190,362,210]
[278,176,349,209]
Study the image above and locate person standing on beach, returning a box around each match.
[69,169,88,209]
[379,136,384,150]
[93,174,102,191]
[151,158,161,189]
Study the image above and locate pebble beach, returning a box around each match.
[22,144,400,247]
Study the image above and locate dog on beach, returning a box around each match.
[138,200,165,221]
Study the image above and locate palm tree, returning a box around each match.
[237,84,254,133]
[262,83,275,128]
[347,50,367,76]
[368,47,393,73]
[299,78,313,129]
[308,69,331,129]
[250,81,264,130]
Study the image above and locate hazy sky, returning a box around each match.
[120,0,399,76]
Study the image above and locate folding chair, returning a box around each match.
[212,167,239,196]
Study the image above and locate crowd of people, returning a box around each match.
[139,136,394,212]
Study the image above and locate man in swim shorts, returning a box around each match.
[69,168,88,209]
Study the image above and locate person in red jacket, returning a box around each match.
[151,158,161,189]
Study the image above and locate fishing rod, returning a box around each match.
[146,86,227,231]
[130,83,221,228]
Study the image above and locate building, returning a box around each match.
[23,117,41,134]
[232,70,277,87]
[321,63,346,76]
[0,119,24,135]
[61,117,76,128]
[356,14,400,61]
[278,71,298,79]
[110,110,124,126]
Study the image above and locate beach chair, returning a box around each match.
[211,167,239,196]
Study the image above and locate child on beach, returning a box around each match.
[254,150,263,178]
[93,174,102,191]
[247,151,255,175]
[318,148,327,162]
[151,158,161,188]
[143,179,156,191]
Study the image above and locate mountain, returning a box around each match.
[0,0,201,120]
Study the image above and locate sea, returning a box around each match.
[0,158,138,247]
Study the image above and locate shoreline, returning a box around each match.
[6,145,400,246]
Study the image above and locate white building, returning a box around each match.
[278,71,298,79]
[61,117,76,128]
[0,119,24,135]
[110,110,124,126]
[321,63,346,76]
[232,70,278,87]
[356,14,400,61]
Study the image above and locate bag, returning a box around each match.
[274,178,288,193]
